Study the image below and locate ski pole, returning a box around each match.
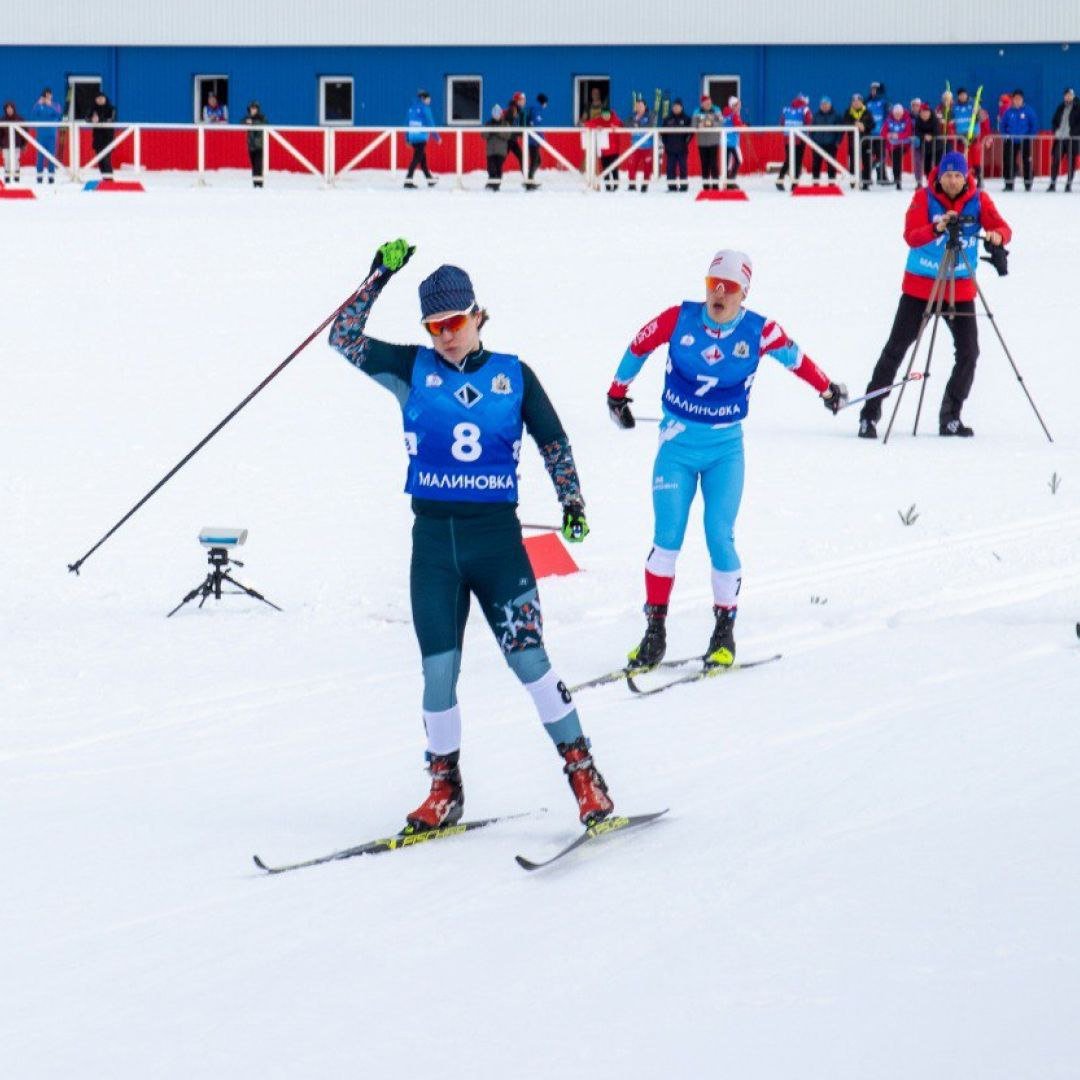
[839,373,923,411]
[67,271,381,575]
[521,523,561,532]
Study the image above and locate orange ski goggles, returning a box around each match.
[422,308,476,336]
[705,276,743,296]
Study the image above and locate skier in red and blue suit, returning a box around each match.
[606,250,847,669]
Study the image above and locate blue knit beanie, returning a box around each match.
[419,265,476,318]
[939,151,969,177]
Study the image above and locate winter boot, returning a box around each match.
[558,737,614,826]
[405,751,464,832]
[705,605,737,667]
[858,417,878,439]
[940,418,974,437]
[627,603,668,670]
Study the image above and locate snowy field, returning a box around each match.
[3,168,1079,1079]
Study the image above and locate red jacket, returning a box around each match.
[901,168,1012,301]
[585,111,625,154]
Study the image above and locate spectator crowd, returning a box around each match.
[2,79,1078,193]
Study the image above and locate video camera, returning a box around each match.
[942,213,979,248]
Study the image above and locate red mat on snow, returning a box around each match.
[523,533,580,578]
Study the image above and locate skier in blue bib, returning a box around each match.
[329,240,614,831]
[607,250,847,669]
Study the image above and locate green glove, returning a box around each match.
[370,238,415,276]
[561,502,589,543]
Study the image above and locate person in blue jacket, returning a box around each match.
[999,89,1039,191]
[29,87,62,184]
[866,81,890,182]
[405,89,441,189]
[523,92,548,188]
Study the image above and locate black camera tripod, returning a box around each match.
[882,217,1053,444]
[167,546,282,617]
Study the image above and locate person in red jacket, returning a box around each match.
[856,151,1010,439]
[585,106,624,190]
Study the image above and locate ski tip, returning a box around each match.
[514,855,540,871]
[252,855,269,871]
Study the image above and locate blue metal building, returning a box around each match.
[3,3,1078,129]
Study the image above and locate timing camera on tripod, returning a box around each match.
[166,527,282,617]
[881,212,1053,444]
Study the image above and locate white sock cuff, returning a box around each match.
[646,545,680,578]
[423,705,462,756]
[711,568,742,607]
[524,669,576,725]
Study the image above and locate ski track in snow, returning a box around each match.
[2,174,1079,1079]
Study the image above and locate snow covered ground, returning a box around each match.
[3,169,1079,1079]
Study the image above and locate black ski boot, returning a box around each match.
[705,606,737,667]
[627,603,667,670]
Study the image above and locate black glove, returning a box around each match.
[369,238,416,277]
[607,394,636,429]
[821,382,848,414]
[561,502,590,543]
[980,238,1009,277]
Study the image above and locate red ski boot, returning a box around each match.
[558,737,614,826]
[405,751,464,832]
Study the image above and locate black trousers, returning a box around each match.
[665,147,688,187]
[600,152,620,189]
[1050,137,1078,182]
[890,146,905,186]
[486,154,505,184]
[92,134,113,176]
[248,146,263,187]
[847,134,874,185]
[725,147,740,181]
[406,144,432,179]
[698,145,719,185]
[811,147,838,179]
[1003,138,1033,186]
[920,136,942,179]
[860,292,979,425]
[777,142,804,181]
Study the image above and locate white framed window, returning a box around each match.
[703,75,742,111]
[195,75,229,123]
[67,75,102,121]
[446,76,482,125]
[319,76,354,126]
[574,76,610,125]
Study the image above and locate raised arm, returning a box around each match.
[328,240,420,404]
